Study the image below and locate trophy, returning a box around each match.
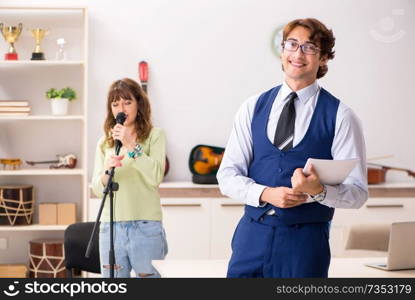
[30,28,48,60]
[0,23,22,60]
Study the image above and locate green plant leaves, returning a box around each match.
[45,87,77,101]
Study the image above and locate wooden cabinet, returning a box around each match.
[88,196,213,259]
[158,182,239,259]
[161,198,210,259]
[90,182,415,261]
[331,197,415,257]
[332,198,415,225]
[210,198,244,259]
[88,195,243,260]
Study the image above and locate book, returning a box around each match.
[0,106,31,112]
[0,100,29,107]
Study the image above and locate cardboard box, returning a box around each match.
[38,203,57,225]
[57,203,76,225]
[0,264,28,278]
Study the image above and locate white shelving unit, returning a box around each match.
[0,6,88,265]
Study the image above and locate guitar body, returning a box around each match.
[50,154,77,169]
[368,163,415,184]
[192,146,224,175]
[189,145,225,184]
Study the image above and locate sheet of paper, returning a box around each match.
[303,158,359,185]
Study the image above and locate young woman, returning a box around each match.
[92,78,168,278]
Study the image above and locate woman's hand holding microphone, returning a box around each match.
[101,124,136,185]
[111,124,136,152]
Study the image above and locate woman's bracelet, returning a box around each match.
[128,143,143,159]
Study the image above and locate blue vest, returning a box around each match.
[246,85,340,225]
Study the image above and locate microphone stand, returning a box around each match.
[86,112,125,278]
[86,144,121,278]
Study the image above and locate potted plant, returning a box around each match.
[45,87,77,115]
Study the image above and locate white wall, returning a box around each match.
[2,0,415,182]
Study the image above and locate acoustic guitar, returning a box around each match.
[26,154,77,169]
[368,163,415,184]
[192,146,224,175]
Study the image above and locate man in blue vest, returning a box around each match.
[217,18,368,278]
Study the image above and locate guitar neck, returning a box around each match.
[384,166,415,178]
[26,160,58,165]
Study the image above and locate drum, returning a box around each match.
[29,239,66,278]
[0,185,34,225]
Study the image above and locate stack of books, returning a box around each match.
[0,100,31,116]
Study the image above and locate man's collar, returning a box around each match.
[280,81,320,104]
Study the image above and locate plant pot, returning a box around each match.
[50,98,69,115]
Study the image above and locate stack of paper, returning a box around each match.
[303,158,359,185]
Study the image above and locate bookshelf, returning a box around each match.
[0,6,88,266]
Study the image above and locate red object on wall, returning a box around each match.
[137,60,169,176]
[138,61,148,92]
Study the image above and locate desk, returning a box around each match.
[152,258,415,278]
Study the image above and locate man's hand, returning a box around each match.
[260,187,308,208]
[291,164,324,196]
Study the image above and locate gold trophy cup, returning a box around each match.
[30,28,48,60]
[0,23,23,60]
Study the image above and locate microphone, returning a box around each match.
[114,112,126,155]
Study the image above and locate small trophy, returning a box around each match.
[30,28,48,60]
[55,38,67,60]
[0,23,22,60]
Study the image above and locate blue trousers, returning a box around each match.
[227,213,331,278]
[99,220,168,278]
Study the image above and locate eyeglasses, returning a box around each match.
[282,40,320,55]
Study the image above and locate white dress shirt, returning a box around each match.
[217,81,368,209]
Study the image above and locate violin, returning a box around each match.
[192,146,224,175]
[368,163,415,184]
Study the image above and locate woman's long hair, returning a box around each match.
[103,78,152,148]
